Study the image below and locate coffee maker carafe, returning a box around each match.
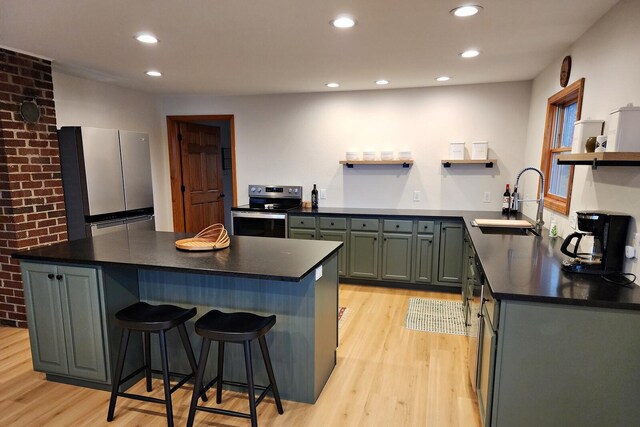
[560,211,630,274]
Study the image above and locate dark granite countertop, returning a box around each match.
[13,230,342,282]
[290,207,640,310]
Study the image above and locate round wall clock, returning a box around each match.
[20,99,41,124]
[560,56,572,88]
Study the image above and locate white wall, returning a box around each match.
[522,0,640,275]
[161,81,531,213]
[52,72,171,230]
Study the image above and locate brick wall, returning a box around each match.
[0,48,67,328]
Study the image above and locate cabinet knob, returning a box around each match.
[320,235,324,239]
[396,224,399,228]
[47,273,54,280]
[56,274,63,281]
[363,224,366,227]
[384,238,387,241]
[373,237,377,241]
[331,222,334,226]
[300,221,304,224]
[477,313,483,318]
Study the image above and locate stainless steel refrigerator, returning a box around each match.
[58,126,155,240]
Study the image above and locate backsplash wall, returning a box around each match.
[521,0,640,276]
[161,81,532,215]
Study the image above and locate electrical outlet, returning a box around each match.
[483,192,491,203]
[413,190,421,202]
[319,189,327,199]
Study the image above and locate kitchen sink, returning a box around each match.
[477,226,539,236]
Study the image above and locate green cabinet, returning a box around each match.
[289,229,316,240]
[349,231,379,279]
[381,233,413,281]
[22,262,109,383]
[318,230,348,276]
[381,220,413,282]
[414,235,434,283]
[437,221,463,283]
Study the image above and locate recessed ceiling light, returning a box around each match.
[331,15,356,28]
[145,70,162,77]
[375,79,389,85]
[326,82,340,88]
[435,76,451,82]
[460,49,480,58]
[450,5,483,17]
[135,33,158,44]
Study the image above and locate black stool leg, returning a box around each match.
[158,330,174,427]
[177,323,207,402]
[187,338,211,427]
[216,341,225,404]
[107,328,130,422]
[144,331,152,392]
[258,336,284,414]
[243,340,258,427]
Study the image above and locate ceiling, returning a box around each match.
[0,0,619,96]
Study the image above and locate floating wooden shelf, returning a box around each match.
[441,159,496,168]
[340,160,413,168]
[556,152,640,169]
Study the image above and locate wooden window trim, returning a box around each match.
[539,78,585,215]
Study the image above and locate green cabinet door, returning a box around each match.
[438,221,463,283]
[349,231,379,279]
[318,230,347,276]
[289,229,316,240]
[58,265,108,382]
[414,235,434,283]
[381,233,412,281]
[22,263,69,375]
[21,262,109,383]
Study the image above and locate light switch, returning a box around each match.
[413,190,421,202]
[319,189,327,199]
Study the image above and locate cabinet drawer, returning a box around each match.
[289,216,316,229]
[351,218,379,231]
[417,220,435,234]
[319,217,347,230]
[383,219,413,233]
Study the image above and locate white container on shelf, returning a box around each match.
[381,150,394,160]
[449,142,465,160]
[345,151,359,161]
[606,106,640,152]
[398,151,412,160]
[571,120,604,153]
[362,150,376,161]
[471,141,489,160]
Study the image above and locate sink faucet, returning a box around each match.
[512,167,545,234]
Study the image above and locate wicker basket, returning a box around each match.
[175,224,230,251]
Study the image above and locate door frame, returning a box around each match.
[166,115,237,232]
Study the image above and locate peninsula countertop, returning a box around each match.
[13,230,342,282]
[291,207,640,310]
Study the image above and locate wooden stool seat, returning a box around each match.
[107,302,204,427]
[187,309,284,427]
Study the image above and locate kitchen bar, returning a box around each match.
[13,231,342,404]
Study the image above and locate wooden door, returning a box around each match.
[179,122,225,232]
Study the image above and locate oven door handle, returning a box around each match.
[231,211,287,220]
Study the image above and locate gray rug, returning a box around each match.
[405,298,467,336]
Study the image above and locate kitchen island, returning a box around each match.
[13,231,342,404]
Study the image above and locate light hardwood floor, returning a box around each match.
[0,284,481,426]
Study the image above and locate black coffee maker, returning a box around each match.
[560,211,630,274]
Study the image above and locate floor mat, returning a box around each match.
[405,298,467,336]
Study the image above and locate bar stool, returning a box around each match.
[186,309,284,427]
[107,302,206,427]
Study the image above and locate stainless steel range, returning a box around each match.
[231,185,303,238]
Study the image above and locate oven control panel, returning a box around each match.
[248,185,302,199]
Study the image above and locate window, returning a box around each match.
[540,78,584,215]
